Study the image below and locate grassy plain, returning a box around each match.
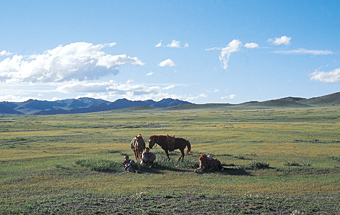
[1,106,340,214]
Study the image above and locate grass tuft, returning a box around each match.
[249,161,270,169]
[329,155,340,162]
[284,161,300,166]
[75,159,122,172]
[233,154,246,160]
[153,155,199,170]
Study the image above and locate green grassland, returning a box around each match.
[1,106,340,214]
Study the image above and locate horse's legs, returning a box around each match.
[134,146,140,160]
[134,149,138,160]
[165,150,170,160]
[177,149,185,162]
[218,161,224,170]
[138,149,143,160]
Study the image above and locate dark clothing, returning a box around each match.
[123,159,138,172]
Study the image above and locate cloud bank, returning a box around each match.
[0,42,209,103]
[0,42,144,83]
[310,68,340,83]
[0,50,12,56]
[54,80,180,101]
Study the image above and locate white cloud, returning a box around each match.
[167,40,181,48]
[155,41,162,48]
[221,94,236,100]
[0,81,57,101]
[268,36,291,45]
[146,72,154,76]
[310,68,340,83]
[56,80,176,95]
[57,81,111,93]
[244,43,259,49]
[274,48,333,55]
[156,40,189,48]
[0,50,12,56]
[0,94,34,102]
[205,47,220,51]
[158,59,176,67]
[187,93,207,101]
[107,81,162,95]
[0,79,185,102]
[0,42,144,83]
[55,80,180,101]
[163,85,175,90]
[219,39,242,70]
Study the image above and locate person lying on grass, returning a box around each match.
[123,155,139,173]
[141,147,156,167]
[195,153,224,173]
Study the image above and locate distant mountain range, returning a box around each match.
[1,92,340,115]
[239,93,340,108]
[0,98,192,115]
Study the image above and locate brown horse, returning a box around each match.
[132,134,146,160]
[195,153,224,173]
[149,135,191,161]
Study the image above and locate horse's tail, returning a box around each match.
[186,140,191,154]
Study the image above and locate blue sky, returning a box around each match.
[1,0,340,104]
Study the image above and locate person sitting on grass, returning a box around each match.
[122,155,138,173]
[141,147,156,167]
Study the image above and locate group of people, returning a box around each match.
[123,147,156,173]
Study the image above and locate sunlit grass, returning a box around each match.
[1,106,340,213]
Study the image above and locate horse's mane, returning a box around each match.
[149,135,167,138]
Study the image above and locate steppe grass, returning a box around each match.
[1,106,340,214]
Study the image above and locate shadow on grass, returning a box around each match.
[223,167,251,176]
[75,157,255,176]
[194,165,252,176]
[138,163,191,174]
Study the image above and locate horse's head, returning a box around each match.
[149,135,155,149]
[135,135,142,142]
[199,153,209,171]
[134,135,146,148]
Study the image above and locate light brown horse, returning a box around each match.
[132,134,146,160]
[195,153,224,173]
[149,135,191,162]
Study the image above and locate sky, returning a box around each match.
[0,0,340,104]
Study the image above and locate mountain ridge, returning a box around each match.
[0,97,192,115]
[1,92,340,115]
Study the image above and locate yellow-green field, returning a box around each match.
[1,106,340,214]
